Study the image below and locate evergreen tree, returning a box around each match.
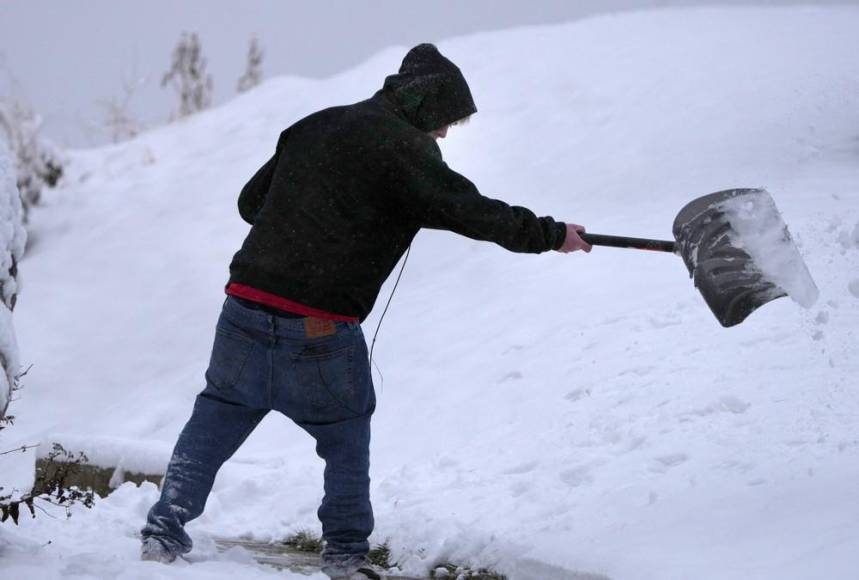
[161,32,213,119]
[237,37,264,93]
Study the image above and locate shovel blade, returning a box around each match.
[672,188,816,327]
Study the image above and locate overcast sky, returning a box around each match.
[0,0,852,147]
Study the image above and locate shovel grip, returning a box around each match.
[579,233,676,253]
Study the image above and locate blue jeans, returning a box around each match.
[142,296,375,569]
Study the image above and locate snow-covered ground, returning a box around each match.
[3,6,859,580]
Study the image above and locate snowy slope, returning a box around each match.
[4,6,859,580]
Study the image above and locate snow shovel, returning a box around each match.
[578,188,818,327]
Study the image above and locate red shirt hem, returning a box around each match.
[226,283,359,323]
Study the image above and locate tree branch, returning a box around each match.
[0,443,38,456]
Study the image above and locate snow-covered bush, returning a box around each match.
[0,100,64,221]
[0,138,25,425]
[237,37,264,93]
[0,143,95,525]
[161,32,213,119]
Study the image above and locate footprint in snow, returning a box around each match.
[684,396,749,418]
[600,315,630,325]
[559,466,593,487]
[619,366,656,377]
[508,481,531,498]
[648,315,682,329]
[848,279,859,299]
[718,395,750,414]
[502,460,539,475]
[564,388,590,402]
[498,370,523,383]
[648,453,689,473]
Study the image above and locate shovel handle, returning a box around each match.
[579,233,676,253]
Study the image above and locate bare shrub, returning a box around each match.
[98,72,146,144]
[0,443,95,524]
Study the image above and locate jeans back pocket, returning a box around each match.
[206,328,255,393]
[289,342,370,420]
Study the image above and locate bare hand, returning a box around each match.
[558,223,592,253]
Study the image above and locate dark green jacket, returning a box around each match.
[228,44,566,321]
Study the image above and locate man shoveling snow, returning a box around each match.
[140,43,590,580]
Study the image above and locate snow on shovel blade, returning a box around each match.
[672,188,818,327]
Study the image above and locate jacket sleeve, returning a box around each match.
[238,132,286,224]
[389,138,566,253]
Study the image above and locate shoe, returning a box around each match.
[324,559,384,579]
[140,537,178,564]
[331,568,382,580]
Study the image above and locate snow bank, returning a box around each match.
[718,190,819,308]
[35,434,172,475]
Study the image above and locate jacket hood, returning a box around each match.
[380,44,477,132]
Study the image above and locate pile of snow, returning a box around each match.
[718,189,819,307]
[4,6,859,580]
[34,434,172,475]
